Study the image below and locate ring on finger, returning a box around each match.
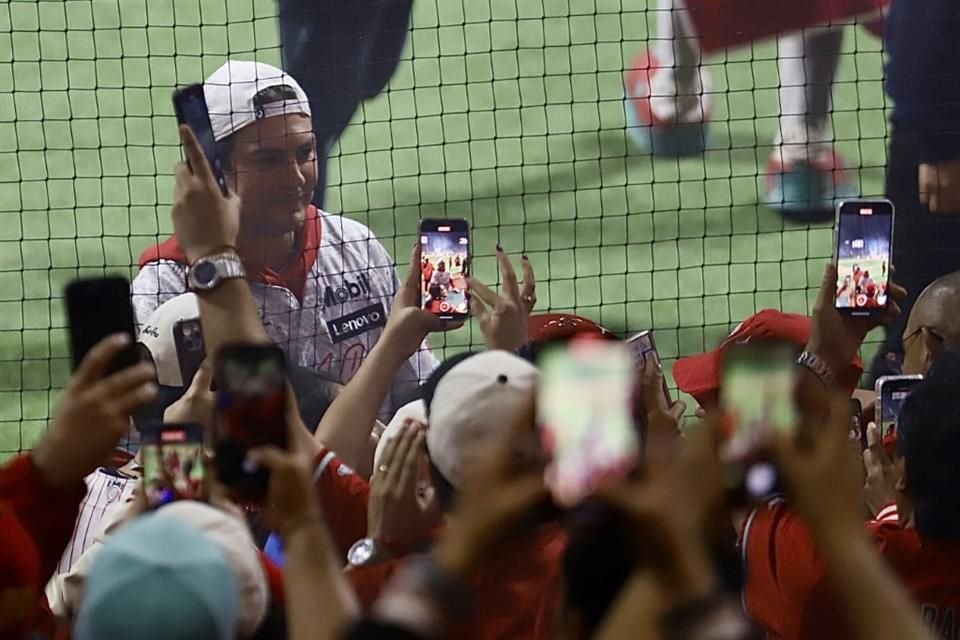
[378,464,389,473]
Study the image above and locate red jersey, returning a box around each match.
[742,499,960,640]
[311,448,371,558]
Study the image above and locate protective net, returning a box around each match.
[0,0,889,458]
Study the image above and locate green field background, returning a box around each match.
[0,0,889,457]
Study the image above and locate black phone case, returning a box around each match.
[65,277,140,375]
[172,84,228,195]
[173,319,206,388]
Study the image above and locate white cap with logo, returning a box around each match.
[203,60,312,142]
[137,293,201,387]
[426,350,540,488]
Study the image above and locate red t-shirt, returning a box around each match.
[742,499,960,640]
[311,448,371,559]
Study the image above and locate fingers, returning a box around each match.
[105,377,159,415]
[668,400,687,422]
[469,291,490,322]
[496,247,521,303]
[520,255,536,311]
[186,358,214,394]
[639,358,666,412]
[466,276,500,308]
[72,333,135,388]
[385,421,421,486]
[396,426,426,494]
[178,124,215,186]
[246,445,291,472]
[402,243,424,306]
[374,425,403,479]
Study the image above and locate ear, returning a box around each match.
[922,329,945,366]
[894,456,909,492]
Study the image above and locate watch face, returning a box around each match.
[348,539,375,566]
[193,261,218,287]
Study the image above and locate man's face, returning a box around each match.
[901,317,927,376]
[227,114,316,236]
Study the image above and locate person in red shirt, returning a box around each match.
[742,350,960,640]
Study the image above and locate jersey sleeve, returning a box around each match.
[312,448,371,559]
[130,260,188,329]
[740,498,831,637]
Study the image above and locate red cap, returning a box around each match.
[526,313,619,344]
[673,309,863,405]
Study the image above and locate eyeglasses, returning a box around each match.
[888,326,944,374]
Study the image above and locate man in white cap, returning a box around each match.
[133,60,438,420]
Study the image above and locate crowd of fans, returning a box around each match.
[3,0,960,634]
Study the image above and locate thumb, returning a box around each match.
[816,263,839,311]
[187,358,214,394]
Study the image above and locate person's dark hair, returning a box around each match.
[897,347,960,538]
[214,84,302,169]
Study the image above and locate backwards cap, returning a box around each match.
[204,60,311,142]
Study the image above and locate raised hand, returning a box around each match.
[467,248,537,352]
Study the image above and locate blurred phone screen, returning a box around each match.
[141,423,205,508]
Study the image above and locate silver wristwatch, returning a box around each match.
[796,350,835,387]
[347,537,384,568]
[187,252,246,292]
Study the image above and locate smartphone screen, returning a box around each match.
[172,84,228,195]
[419,219,470,320]
[876,375,922,439]
[65,276,140,375]
[834,199,894,315]
[173,318,206,388]
[625,330,673,404]
[721,342,798,460]
[214,345,288,493]
[850,398,865,449]
[538,340,638,507]
[141,422,206,508]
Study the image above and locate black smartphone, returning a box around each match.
[172,83,228,195]
[419,218,471,321]
[875,375,923,439]
[214,344,288,495]
[720,341,798,501]
[625,329,673,405]
[173,318,206,388]
[850,398,865,449]
[834,199,894,316]
[141,422,206,509]
[65,276,140,375]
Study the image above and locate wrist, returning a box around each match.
[184,243,239,265]
[379,323,426,363]
[281,510,325,540]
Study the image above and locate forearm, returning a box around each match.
[194,277,270,355]
[314,328,409,468]
[811,523,928,640]
[284,520,357,640]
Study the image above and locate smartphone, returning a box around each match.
[141,422,206,508]
[172,83,228,195]
[721,341,798,500]
[173,318,206,387]
[419,218,470,321]
[875,375,923,439]
[834,199,894,316]
[850,398,865,449]
[213,344,288,494]
[625,330,673,405]
[537,340,639,507]
[65,277,140,375]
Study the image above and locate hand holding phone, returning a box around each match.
[419,218,471,321]
[538,340,638,507]
[626,330,673,405]
[141,422,206,508]
[65,277,140,375]
[214,344,289,497]
[172,84,228,195]
[834,199,894,316]
[875,375,923,439]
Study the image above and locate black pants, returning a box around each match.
[869,126,960,381]
[277,0,414,207]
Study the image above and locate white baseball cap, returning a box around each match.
[137,293,202,387]
[203,60,312,142]
[425,351,539,488]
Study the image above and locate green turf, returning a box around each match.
[0,0,890,458]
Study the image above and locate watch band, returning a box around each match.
[187,252,245,291]
[796,350,835,387]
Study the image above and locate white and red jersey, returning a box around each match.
[53,468,137,575]
[132,206,438,421]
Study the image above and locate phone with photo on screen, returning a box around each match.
[875,375,923,440]
[141,422,206,509]
[419,218,471,321]
[625,329,672,405]
[721,341,798,501]
[834,199,895,316]
[172,83,228,196]
[213,344,288,497]
[537,340,639,508]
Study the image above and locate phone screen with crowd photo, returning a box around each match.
[875,375,923,439]
[141,422,206,509]
[537,340,639,508]
[419,218,470,320]
[834,199,894,316]
[214,344,288,494]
